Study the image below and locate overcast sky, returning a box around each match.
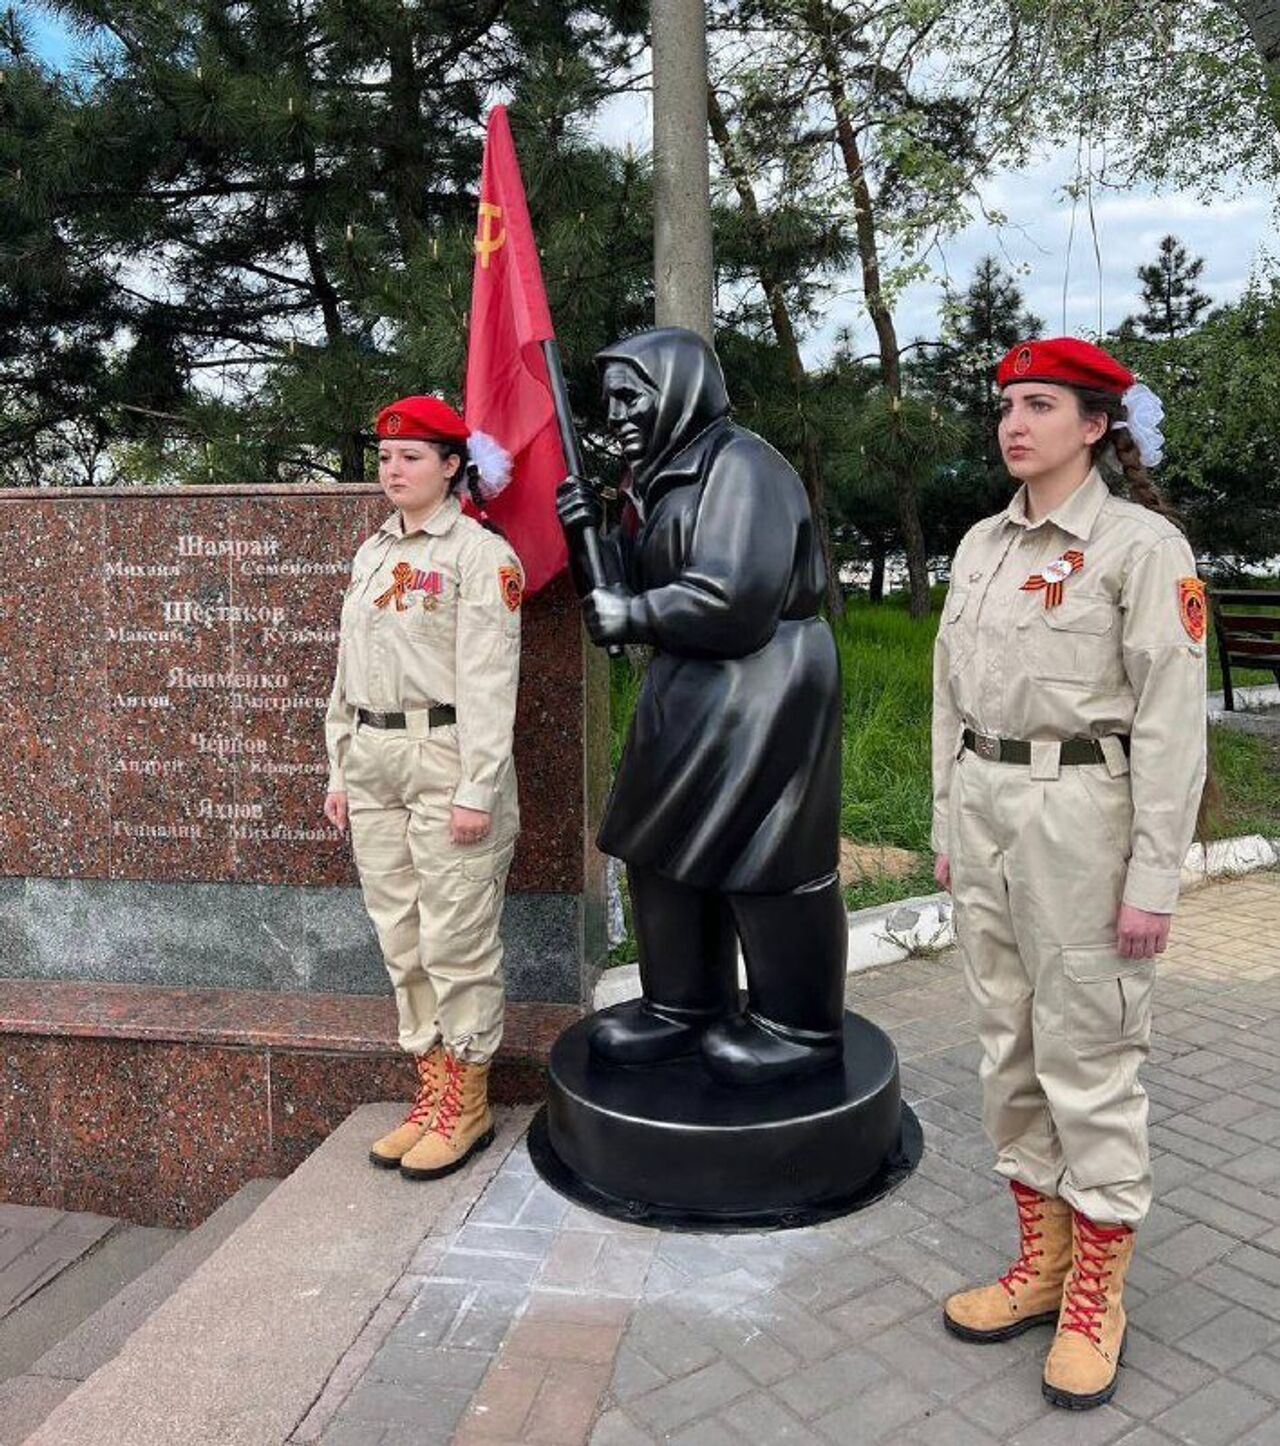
[31,12,1278,369]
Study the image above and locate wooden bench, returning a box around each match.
[1209,588,1280,710]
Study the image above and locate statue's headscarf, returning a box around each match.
[595,328,731,495]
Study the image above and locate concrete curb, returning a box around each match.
[593,833,1280,1010]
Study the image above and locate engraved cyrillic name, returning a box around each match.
[115,692,171,709]
[162,600,286,628]
[192,733,268,757]
[195,799,264,821]
[168,668,289,692]
[104,561,181,579]
[177,535,281,559]
[112,820,205,839]
[113,759,188,776]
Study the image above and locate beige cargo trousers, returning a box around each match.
[344,714,518,1063]
[949,744,1154,1227]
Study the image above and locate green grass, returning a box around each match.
[1207,728,1280,840]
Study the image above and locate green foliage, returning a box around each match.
[1112,282,1280,564]
[1,0,650,486]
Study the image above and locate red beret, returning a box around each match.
[375,395,470,443]
[996,338,1134,395]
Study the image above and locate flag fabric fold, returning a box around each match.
[464,105,568,594]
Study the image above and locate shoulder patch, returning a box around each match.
[1178,577,1206,642]
[498,564,523,612]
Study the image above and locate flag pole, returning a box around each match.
[542,338,623,659]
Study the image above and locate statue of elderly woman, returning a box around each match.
[557,327,847,1087]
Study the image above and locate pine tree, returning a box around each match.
[915,255,1043,430]
[2,0,650,485]
[1130,235,1212,340]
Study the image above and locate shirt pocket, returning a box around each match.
[1023,593,1121,684]
[1062,944,1155,1056]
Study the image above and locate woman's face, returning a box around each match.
[602,362,660,465]
[997,383,1107,483]
[378,439,458,517]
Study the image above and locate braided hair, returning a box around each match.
[1073,387,1182,529]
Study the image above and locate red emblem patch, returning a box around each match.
[499,565,523,612]
[1013,345,1033,375]
[1178,577,1207,643]
[385,411,402,435]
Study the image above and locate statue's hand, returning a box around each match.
[583,587,633,646]
[556,475,604,535]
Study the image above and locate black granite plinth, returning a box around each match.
[531,1006,921,1230]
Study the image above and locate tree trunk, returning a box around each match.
[869,548,886,603]
[1238,1,1280,74]
[808,1,931,618]
[652,0,715,339]
[707,86,843,618]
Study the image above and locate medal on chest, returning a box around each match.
[374,561,444,612]
[1020,549,1083,608]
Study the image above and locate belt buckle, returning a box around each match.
[365,710,387,728]
[975,733,1001,763]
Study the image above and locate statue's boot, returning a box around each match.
[701,874,846,1086]
[589,865,738,1066]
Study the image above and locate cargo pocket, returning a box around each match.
[459,837,515,885]
[1062,944,1155,1055]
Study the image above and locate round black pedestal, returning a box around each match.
[530,1006,921,1231]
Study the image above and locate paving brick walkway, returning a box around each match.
[310,871,1280,1446]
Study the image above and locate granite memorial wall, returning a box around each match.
[0,485,609,1006]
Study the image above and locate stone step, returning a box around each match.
[0,1221,178,1386]
[20,1103,527,1446]
[0,1180,278,1445]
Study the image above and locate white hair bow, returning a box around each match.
[1114,383,1165,469]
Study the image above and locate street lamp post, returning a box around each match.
[651,0,715,341]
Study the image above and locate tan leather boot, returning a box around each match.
[369,1045,446,1168]
[399,1051,495,1180]
[943,1181,1073,1342]
[1042,1212,1135,1409]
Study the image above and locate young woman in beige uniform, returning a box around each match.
[323,395,524,1180]
[932,338,1207,1410]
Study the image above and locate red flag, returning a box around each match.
[464,106,568,594]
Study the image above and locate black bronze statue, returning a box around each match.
[557,327,847,1086]
[533,327,916,1225]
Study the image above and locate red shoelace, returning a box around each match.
[428,1055,465,1139]
[404,1055,439,1126]
[1059,1216,1131,1344]
[998,1182,1048,1296]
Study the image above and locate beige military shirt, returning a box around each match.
[931,469,1207,915]
[325,495,523,813]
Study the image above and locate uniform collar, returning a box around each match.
[1004,468,1108,542]
[376,493,462,540]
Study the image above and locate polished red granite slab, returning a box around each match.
[0,979,579,1228]
[0,487,589,893]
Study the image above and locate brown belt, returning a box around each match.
[358,706,456,730]
[963,730,1130,765]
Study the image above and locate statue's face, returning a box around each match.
[602,362,660,465]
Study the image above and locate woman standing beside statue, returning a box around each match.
[323,395,523,1179]
[932,338,1207,1410]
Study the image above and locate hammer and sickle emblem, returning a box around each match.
[475,201,507,269]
